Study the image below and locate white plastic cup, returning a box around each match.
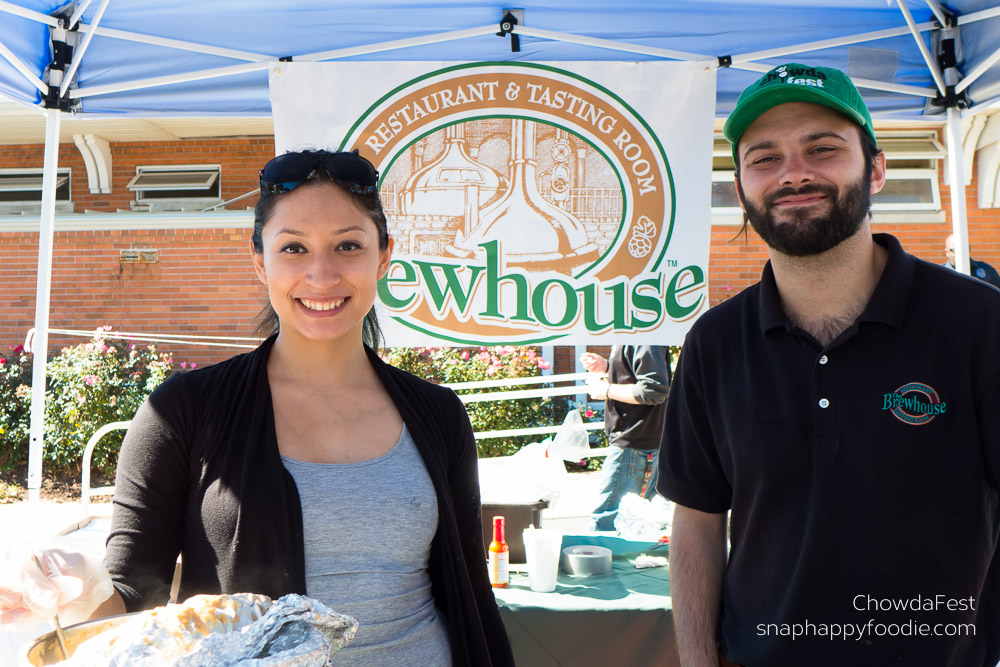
[522,529,562,592]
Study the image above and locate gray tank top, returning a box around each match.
[280,425,452,666]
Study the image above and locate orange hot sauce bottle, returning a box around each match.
[488,515,509,588]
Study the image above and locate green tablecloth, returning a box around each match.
[493,535,679,667]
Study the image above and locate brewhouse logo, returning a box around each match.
[881,382,947,426]
[341,62,706,345]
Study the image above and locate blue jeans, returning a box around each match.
[589,447,659,531]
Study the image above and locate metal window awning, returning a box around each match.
[0,173,68,191]
[877,136,947,160]
[125,169,219,191]
[712,138,732,158]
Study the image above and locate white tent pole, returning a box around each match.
[67,0,95,29]
[732,58,936,97]
[299,25,502,62]
[945,106,971,276]
[957,45,1000,94]
[896,0,947,95]
[0,0,59,26]
[923,0,948,27]
[849,76,937,98]
[60,0,111,97]
[0,37,48,94]
[732,22,936,65]
[69,61,268,99]
[958,6,1000,24]
[514,25,712,62]
[26,106,62,504]
[81,24,270,62]
[963,95,1000,117]
[70,24,503,98]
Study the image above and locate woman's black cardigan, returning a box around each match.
[104,335,515,666]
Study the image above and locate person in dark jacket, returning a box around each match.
[580,345,670,531]
[7,150,514,666]
[943,233,1000,290]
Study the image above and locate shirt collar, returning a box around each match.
[758,233,914,335]
[858,233,913,328]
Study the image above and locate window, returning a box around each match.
[127,165,221,211]
[0,168,72,214]
[870,133,943,211]
[710,131,944,215]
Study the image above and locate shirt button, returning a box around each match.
[819,398,830,408]
[819,355,829,365]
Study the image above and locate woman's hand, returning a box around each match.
[0,541,114,631]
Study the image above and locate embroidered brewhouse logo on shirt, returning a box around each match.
[881,382,947,425]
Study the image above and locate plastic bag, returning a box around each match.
[478,438,567,505]
[613,493,675,540]
[508,441,567,504]
[549,409,593,462]
[0,540,113,631]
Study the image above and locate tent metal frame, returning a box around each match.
[0,2,992,501]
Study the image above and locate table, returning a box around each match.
[493,534,679,667]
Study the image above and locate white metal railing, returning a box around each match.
[79,372,607,502]
[81,420,130,504]
[446,371,607,442]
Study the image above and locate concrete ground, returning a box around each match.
[0,500,112,552]
[0,500,113,665]
[539,469,600,532]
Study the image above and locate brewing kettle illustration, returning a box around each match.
[447,119,598,274]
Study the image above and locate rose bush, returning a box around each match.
[0,328,173,475]
[0,344,32,470]
[382,345,555,458]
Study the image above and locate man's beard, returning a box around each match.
[738,175,872,257]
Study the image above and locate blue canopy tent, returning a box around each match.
[1,0,999,500]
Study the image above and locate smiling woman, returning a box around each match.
[251,175,392,350]
[1,150,515,667]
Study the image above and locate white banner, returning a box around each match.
[270,61,715,346]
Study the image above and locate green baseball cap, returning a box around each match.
[723,63,876,164]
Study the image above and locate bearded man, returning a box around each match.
[658,63,1000,666]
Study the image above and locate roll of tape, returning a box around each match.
[561,545,613,576]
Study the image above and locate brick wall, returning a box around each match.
[2,136,999,370]
[2,227,266,367]
[0,138,274,213]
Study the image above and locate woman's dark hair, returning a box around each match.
[252,150,390,351]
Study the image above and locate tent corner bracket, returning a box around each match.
[931,87,969,111]
[497,10,521,53]
[41,32,74,112]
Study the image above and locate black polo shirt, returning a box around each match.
[659,233,1000,666]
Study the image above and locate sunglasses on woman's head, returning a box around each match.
[259,150,379,196]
